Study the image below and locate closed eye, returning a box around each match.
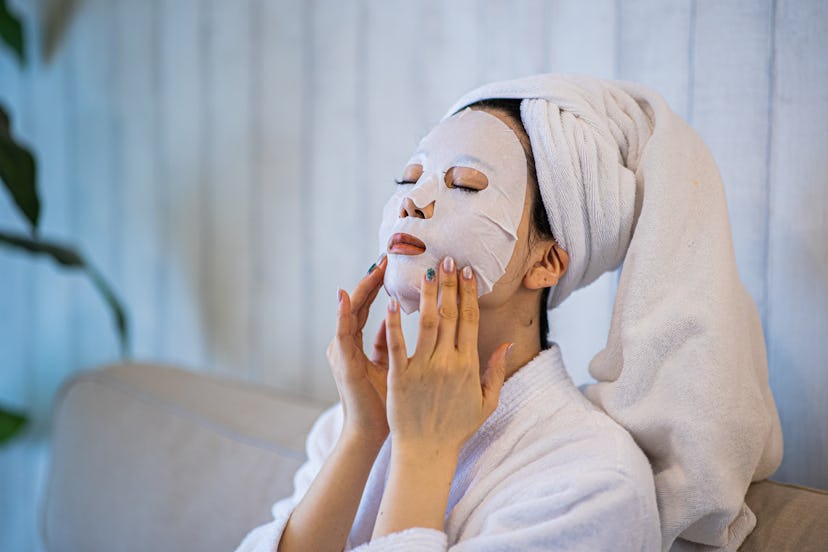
[448,183,478,192]
[445,166,488,192]
[395,163,423,186]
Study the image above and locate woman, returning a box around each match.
[238,75,781,551]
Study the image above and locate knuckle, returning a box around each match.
[462,281,478,297]
[460,306,478,322]
[420,314,439,330]
[431,354,449,371]
[439,305,458,319]
[441,276,457,289]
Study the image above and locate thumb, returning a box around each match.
[481,342,512,413]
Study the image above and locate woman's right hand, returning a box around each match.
[327,254,390,447]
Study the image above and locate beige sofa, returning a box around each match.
[41,362,828,551]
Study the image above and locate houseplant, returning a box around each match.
[0,0,129,444]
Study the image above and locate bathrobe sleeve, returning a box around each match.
[234,403,343,552]
[350,459,660,551]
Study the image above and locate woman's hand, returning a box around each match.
[371,256,511,539]
[384,256,512,458]
[327,254,390,447]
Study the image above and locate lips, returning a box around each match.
[388,232,426,255]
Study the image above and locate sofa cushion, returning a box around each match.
[740,479,828,551]
[41,362,330,551]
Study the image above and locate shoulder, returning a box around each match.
[452,392,660,549]
[518,390,657,496]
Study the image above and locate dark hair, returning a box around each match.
[465,99,556,350]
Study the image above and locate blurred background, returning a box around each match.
[0,0,826,549]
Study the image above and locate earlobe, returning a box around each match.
[523,242,569,290]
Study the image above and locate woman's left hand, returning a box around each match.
[383,256,512,458]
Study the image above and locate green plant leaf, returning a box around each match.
[0,404,26,444]
[0,229,131,356]
[0,104,40,235]
[0,0,25,66]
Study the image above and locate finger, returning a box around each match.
[481,342,512,414]
[385,299,408,375]
[436,256,459,352]
[336,289,353,355]
[350,254,388,316]
[456,265,480,356]
[369,320,390,401]
[370,319,388,367]
[415,266,439,357]
[353,255,388,330]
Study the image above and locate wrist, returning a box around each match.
[372,440,459,539]
[390,440,460,480]
[339,425,388,455]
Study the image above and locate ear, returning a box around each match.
[523,241,569,291]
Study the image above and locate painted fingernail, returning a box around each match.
[388,298,399,313]
[461,266,473,280]
[337,288,343,303]
[425,268,436,281]
[506,343,515,358]
[367,262,377,274]
[442,256,455,273]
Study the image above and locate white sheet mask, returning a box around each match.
[378,108,528,313]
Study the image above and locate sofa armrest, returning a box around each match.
[740,479,828,551]
[41,362,330,551]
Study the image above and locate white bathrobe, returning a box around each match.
[235,344,661,551]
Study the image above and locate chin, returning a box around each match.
[383,253,436,314]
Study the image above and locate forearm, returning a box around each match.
[371,443,459,540]
[278,431,384,552]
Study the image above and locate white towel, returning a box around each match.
[444,75,783,550]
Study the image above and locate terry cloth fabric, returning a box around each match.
[235,344,661,551]
[444,74,784,550]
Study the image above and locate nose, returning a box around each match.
[400,197,435,219]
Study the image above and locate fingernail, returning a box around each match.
[388,298,399,313]
[461,266,473,280]
[442,256,455,273]
[425,267,436,281]
[506,343,515,358]
[369,253,387,274]
[337,288,343,303]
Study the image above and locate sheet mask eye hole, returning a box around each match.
[395,163,423,186]
[445,166,488,192]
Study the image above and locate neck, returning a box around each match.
[477,286,545,381]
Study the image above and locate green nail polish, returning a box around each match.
[367,263,377,274]
[426,268,436,281]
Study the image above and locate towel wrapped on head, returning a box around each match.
[444,75,784,551]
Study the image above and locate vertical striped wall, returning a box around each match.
[0,1,826,549]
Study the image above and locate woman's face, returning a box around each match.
[378,108,536,313]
